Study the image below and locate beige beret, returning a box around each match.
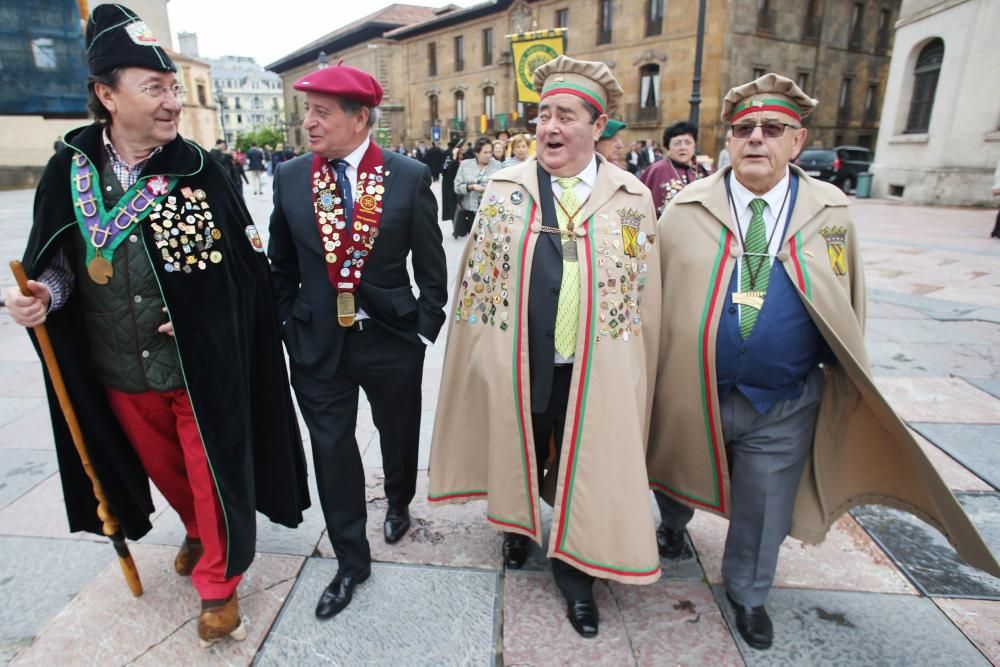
[533,55,624,116]
[721,73,818,123]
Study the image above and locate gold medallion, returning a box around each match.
[87,255,113,284]
[337,292,356,327]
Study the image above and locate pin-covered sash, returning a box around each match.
[311,141,387,327]
[70,153,176,284]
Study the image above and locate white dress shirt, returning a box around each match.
[729,168,793,325]
[729,167,792,280]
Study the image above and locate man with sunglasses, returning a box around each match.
[647,73,999,650]
[5,4,309,646]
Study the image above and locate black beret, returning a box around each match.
[86,4,176,76]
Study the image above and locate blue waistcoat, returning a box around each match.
[715,175,829,413]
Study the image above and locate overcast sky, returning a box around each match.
[167,0,476,66]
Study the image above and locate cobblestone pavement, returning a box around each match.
[1,177,998,666]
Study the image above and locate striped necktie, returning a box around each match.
[554,176,582,359]
[740,198,769,339]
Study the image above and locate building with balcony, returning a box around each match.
[870,0,1000,206]
[268,0,900,161]
[202,54,285,146]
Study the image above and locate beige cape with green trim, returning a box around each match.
[428,156,664,584]
[647,165,1000,577]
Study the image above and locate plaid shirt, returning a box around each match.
[39,132,164,311]
[103,127,162,190]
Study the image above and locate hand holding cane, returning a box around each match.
[9,260,143,596]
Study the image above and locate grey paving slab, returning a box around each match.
[0,398,45,429]
[0,449,56,509]
[852,497,1000,598]
[256,558,499,666]
[911,423,1000,490]
[0,536,113,657]
[868,288,1000,325]
[965,377,1000,400]
[712,586,990,666]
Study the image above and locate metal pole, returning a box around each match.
[688,0,708,128]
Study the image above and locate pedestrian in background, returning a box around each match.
[991,156,1000,238]
[246,142,266,195]
[641,121,712,216]
[440,141,462,223]
[452,135,501,238]
[596,119,627,169]
[502,133,531,167]
[425,140,445,182]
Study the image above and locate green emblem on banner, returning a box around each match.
[517,43,559,93]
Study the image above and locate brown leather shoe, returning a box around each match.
[197,595,246,648]
[174,537,204,576]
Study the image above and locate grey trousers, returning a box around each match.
[655,367,825,607]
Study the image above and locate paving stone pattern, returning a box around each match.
[2,190,1000,664]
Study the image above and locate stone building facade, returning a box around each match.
[204,56,284,146]
[269,0,900,162]
[871,0,1000,206]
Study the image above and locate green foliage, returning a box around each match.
[235,127,285,152]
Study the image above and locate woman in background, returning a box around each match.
[502,133,531,168]
[453,136,502,238]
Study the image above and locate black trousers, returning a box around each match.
[292,321,425,575]
[530,363,595,602]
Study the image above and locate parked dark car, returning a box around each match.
[797,146,873,192]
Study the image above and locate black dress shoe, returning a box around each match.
[656,523,692,559]
[726,592,773,649]
[315,568,371,619]
[384,505,411,544]
[502,533,529,569]
[566,599,599,638]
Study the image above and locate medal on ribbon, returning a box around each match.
[819,225,848,276]
[70,152,177,284]
[310,142,387,327]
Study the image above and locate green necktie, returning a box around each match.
[739,198,769,339]
[554,177,582,359]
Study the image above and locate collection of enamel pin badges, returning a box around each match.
[148,186,223,274]
[454,189,654,344]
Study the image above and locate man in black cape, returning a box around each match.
[4,3,309,647]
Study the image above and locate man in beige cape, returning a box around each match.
[648,73,1000,650]
[429,56,661,638]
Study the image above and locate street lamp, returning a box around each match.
[688,0,708,129]
[215,82,227,144]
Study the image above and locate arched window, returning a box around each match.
[905,39,943,134]
[454,91,465,121]
[483,86,496,119]
[429,94,439,123]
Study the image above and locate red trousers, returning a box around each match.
[106,387,240,600]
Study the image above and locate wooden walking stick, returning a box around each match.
[10,260,143,596]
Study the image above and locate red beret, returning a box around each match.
[293,64,383,107]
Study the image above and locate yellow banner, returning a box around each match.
[509,29,566,104]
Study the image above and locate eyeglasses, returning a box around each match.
[730,122,799,139]
[136,83,188,100]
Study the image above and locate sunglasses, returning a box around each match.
[730,122,799,139]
